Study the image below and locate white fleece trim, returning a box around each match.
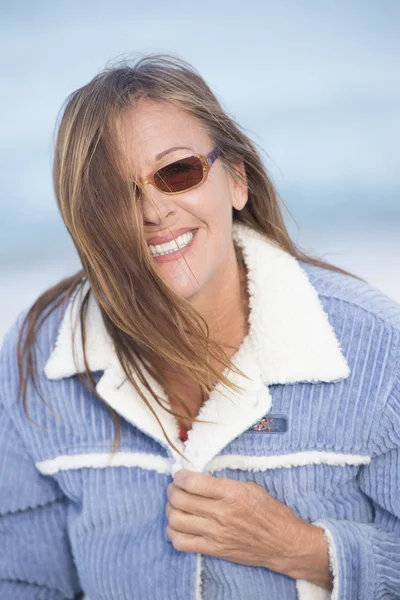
[35,450,370,477]
[195,553,204,600]
[296,578,331,600]
[231,223,350,385]
[206,451,371,472]
[44,279,113,379]
[312,522,339,600]
[179,358,272,472]
[36,451,172,476]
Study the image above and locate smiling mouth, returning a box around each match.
[148,229,198,258]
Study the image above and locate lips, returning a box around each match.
[150,227,199,263]
[146,227,198,246]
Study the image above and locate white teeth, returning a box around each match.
[148,230,196,257]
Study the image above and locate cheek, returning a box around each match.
[185,179,233,227]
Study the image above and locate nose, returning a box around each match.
[140,187,177,225]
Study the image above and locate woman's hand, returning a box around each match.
[166,469,333,590]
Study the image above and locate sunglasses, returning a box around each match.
[137,147,221,199]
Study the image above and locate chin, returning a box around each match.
[165,275,203,301]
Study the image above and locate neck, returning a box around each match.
[190,240,250,356]
[153,241,250,384]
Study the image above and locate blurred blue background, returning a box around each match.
[1,0,399,341]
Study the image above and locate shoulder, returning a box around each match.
[300,262,400,445]
[0,300,69,407]
[1,301,66,363]
[299,260,400,335]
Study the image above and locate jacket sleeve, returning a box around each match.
[312,360,400,600]
[0,320,83,599]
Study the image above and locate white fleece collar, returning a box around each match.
[44,222,350,472]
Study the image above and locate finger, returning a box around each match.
[173,469,227,499]
[167,484,221,520]
[166,504,214,537]
[166,525,217,556]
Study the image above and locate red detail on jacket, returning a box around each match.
[179,427,188,442]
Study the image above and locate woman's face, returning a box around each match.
[121,99,247,303]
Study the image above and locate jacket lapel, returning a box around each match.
[44,223,350,472]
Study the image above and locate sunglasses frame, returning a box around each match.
[139,147,221,197]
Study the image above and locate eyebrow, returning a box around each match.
[155,146,193,161]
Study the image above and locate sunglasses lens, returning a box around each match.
[154,156,204,193]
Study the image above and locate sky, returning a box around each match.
[0,0,399,335]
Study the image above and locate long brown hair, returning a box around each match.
[17,54,365,460]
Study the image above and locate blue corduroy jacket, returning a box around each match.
[1,223,400,600]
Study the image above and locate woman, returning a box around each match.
[0,55,399,600]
